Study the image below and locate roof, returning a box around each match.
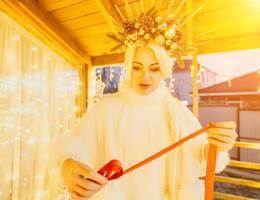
[1,0,259,65]
[199,71,260,94]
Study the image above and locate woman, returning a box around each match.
[51,40,237,200]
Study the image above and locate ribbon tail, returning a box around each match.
[204,144,217,200]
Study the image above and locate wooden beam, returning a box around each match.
[76,64,88,118]
[197,33,260,54]
[0,0,90,66]
[229,160,260,170]
[90,33,260,65]
[214,192,255,200]
[215,175,260,189]
[93,0,122,35]
[185,0,199,117]
[234,141,260,150]
[91,53,124,66]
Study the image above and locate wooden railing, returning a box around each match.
[214,142,260,200]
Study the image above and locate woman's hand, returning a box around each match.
[61,158,108,200]
[205,121,238,156]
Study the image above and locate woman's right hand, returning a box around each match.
[61,158,108,200]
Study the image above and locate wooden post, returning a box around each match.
[192,51,199,118]
[76,64,88,118]
[186,0,199,118]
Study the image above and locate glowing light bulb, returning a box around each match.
[25,129,30,133]
[35,191,42,200]
[7,53,15,63]
[32,64,37,69]
[32,47,38,52]
[26,136,36,145]
[13,35,21,41]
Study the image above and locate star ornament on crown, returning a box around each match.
[106,0,208,69]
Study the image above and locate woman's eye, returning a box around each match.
[150,67,160,72]
[133,65,142,70]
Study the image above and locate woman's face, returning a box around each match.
[131,46,163,95]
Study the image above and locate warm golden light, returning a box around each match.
[0,11,82,200]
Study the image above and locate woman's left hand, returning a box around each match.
[207,121,238,153]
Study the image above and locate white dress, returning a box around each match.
[51,83,230,200]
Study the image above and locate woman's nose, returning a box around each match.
[140,68,151,80]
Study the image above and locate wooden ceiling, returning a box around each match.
[0,0,259,66]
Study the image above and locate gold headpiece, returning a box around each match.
[107,0,207,69]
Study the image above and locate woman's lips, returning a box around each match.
[138,83,151,90]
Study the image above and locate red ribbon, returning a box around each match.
[98,123,217,200]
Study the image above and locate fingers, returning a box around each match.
[71,191,84,200]
[207,123,238,152]
[73,185,88,197]
[70,190,95,200]
[77,164,107,185]
[207,128,238,139]
[208,134,235,144]
[70,182,100,200]
[69,176,105,200]
[208,137,232,150]
[77,164,91,178]
[63,160,108,200]
[75,176,101,191]
[209,121,236,129]
[86,171,108,185]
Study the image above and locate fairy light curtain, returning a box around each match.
[0,11,82,200]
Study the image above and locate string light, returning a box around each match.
[13,35,21,41]
[32,64,38,69]
[200,66,205,73]
[0,15,82,200]
[7,52,15,63]
[110,68,114,81]
[26,136,36,146]
[32,47,38,52]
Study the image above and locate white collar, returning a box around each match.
[118,81,167,107]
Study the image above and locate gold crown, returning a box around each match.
[106,1,208,69]
[108,7,182,54]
